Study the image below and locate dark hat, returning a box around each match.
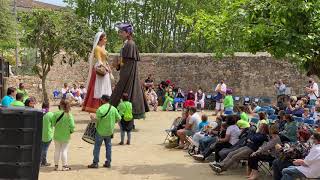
[115,23,133,33]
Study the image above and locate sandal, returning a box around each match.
[54,165,59,171]
[62,166,71,171]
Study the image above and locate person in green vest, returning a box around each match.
[10,93,24,107]
[41,102,54,166]
[52,100,75,171]
[16,83,29,103]
[88,95,121,169]
[223,89,234,114]
[117,93,134,145]
[162,87,175,111]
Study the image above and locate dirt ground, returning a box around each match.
[39,107,272,180]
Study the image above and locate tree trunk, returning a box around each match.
[42,74,49,104]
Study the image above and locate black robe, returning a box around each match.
[110,40,149,119]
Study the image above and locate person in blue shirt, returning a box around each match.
[199,114,209,130]
[1,87,16,107]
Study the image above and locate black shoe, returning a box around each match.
[126,141,130,145]
[103,164,111,168]
[119,142,124,145]
[41,162,51,167]
[88,163,98,168]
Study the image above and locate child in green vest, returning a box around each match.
[117,93,134,145]
[41,102,54,166]
[53,100,75,171]
[223,89,234,114]
[10,93,25,107]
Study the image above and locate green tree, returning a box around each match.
[20,10,94,103]
[0,0,16,50]
[179,0,320,76]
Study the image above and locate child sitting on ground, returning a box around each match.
[117,93,134,145]
[184,91,195,108]
[174,88,185,110]
[146,87,158,111]
[162,87,175,111]
[199,114,209,130]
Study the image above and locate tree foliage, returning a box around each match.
[20,10,94,103]
[179,0,320,76]
[0,0,16,50]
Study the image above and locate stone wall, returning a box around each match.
[7,53,315,102]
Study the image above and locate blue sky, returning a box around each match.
[37,0,67,7]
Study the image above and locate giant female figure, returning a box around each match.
[111,23,149,118]
[82,32,112,113]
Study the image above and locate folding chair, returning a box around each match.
[243,96,251,106]
[258,160,273,176]
[260,96,272,106]
[294,116,305,123]
[233,96,242,113]
[252,97,261,106]
[164,117,183,143]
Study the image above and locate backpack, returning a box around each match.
[123,102,133,121]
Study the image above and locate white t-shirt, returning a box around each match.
[226,124,241,145]
[296,144,320,178]
[309,83,319,100]
[189,113,201,133]
[215,83,227,94]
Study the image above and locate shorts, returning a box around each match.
[184,129,194,137]
[215,102,224,110]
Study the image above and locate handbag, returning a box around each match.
[96,65,107,76]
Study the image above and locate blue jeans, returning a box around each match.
[199,136,216,153]
[281,166,306,180]
[120,130,131,143]
[93,133,112,165]
[41,140,51,164]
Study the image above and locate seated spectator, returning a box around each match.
[223,89,234,115]
[1,87,16,107]
[237,109,250,129]
[144,74,154,90]
[196,121,223,155]
[184,91,195,108]
[313,106,320,122]
[218,125,256,163]
[193,115,241,162]
[276,110,287,131]
[11,93,25,107]
[286,100,304,117]
[24,97,36,108]
[162,87,175,111]
[210,123,269,174]
[302,108,311,119]
[16,83,29,103]
[71,84,83,105]
[195,87,205,111]
[279,114,297,143]
[281,132,320,179]
[272,134,312,180]
[61,83,73,99]
[248,102,261,115]
[256,112,269,132]
[174,88,185,110]
[189,115,214,149]
[80,85,87,100]
[145,87,158,111]
[247,124,281,180]
[156,81,167,106]
[176,107,201,149]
